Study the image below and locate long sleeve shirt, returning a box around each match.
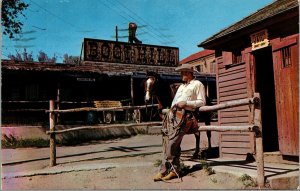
[171,79,206,111]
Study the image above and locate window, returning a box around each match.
[210,61,216,73]
[232,51,242,64]
[281,47,291,68]
[196,65,204,73]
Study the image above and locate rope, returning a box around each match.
[160,105,185,183]
[161,105,185,137]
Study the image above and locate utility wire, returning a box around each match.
[29,0,81,30]
[113,0,188,51]
[104,0,166,44]
[113,0,172,42]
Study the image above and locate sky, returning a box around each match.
[2,0,274,63]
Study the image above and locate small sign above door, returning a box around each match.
[250,29,269,51]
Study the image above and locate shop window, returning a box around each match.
[281,47,291,68]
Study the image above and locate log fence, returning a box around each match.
[46,93,264,188]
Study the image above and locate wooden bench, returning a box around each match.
[94,100,123,123]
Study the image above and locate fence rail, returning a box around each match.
[46,104,159,113]
[47,93,264,188]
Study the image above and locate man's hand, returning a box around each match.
[176,101,187,109]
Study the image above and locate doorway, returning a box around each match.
[253,47,279,152]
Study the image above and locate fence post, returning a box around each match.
[49,100,56,166]
[254,93,264,188]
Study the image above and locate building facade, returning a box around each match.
[199,0,298,158]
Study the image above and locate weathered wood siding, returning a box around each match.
[216,52,254,159]
[271,34,299,156]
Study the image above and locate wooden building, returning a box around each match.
[180,49,217,100]
[199,0,298,158]
[1,39,216,139]
[180,49,216,74]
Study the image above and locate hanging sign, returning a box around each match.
[250,29,269,51]
[83,38,179,67]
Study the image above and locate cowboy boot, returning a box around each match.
[153,172,164,181]
[161,171,178,181]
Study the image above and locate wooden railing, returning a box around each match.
[197,92,264,188]
[46,93,264,188]
[46,103,159,165]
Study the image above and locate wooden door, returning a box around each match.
[272,35,299,156]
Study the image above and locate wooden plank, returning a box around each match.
[219,77,247,88]
[46,121,163,134]
[198,125,255,132]
[272,37,297,51]
[221,147,253,155]
[219,88,247,97]
[220,116,249,123]
[219,82,247,93]
[218,63,245,74]
[220,105,249,112]
[47,104,159,113]
[221,142,251,148]
[218,68,246,78]
[221,135,250,142]
[219,110,249,118]
[221,153,247,159]
[219,93,248,102]
[198,97,256,112]
[218,70,247,82]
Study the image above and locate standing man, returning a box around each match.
[153,63,206,181]
[128,22,142,44]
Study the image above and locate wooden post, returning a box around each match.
[130,75,134,106]
[254,93,264,188]
[116,26,118,42]
[49,100,56,166]
[56,82,60,124]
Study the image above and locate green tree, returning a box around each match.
[2,0,29,38]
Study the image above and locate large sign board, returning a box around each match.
[83,38,179,67]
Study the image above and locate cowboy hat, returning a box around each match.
[175,63,194,72]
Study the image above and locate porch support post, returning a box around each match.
[254,93,264,188]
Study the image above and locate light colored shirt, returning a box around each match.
[171,79,206,111]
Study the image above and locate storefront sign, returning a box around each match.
[250,29,269,51]
[77,78,95,82]
[83,38,179,67]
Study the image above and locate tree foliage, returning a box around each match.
[8,48,33,61]
[37,51,57,63]
[8,49,57,63]
[2,0,29,38]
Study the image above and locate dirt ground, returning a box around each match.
[2,150,259,190]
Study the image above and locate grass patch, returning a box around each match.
[200,159,215,175]
[153,159,162,167]
[238,174,257,187]
[2,134,50,148]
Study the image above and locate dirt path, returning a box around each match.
[2,151,256,190]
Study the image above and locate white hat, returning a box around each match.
[175,63,194,72]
